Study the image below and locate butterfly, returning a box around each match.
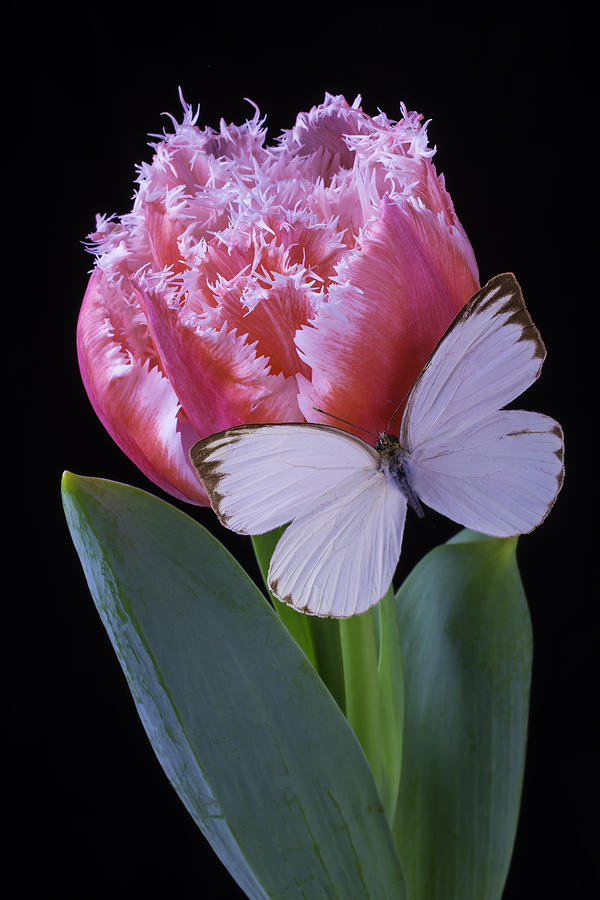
[190,273,564,618]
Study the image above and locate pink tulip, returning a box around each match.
[78,92,479,505]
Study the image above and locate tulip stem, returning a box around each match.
[339,606,382,792]
[376,583,404,824]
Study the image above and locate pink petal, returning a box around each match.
[295,197,480,437]
[280,93,368,179]
[77,270,208,504]
[138,277,303,435]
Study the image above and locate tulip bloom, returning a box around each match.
[78,93,479,505]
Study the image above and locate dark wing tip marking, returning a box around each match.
[534,420,566,527]
[269,575,294,608]
[189,435,236,524]
[466,272,546,363]
[269,578,287,606]
[414,273,545,384]
[270,578,336,618]
[268,579,302,614]
[551,423,566,491]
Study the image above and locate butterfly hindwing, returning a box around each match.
[401,274,564,536]
[268,468,407,617]
[404,410,563,536]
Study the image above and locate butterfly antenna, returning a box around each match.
[312,407,377,438]
[385,367,427,431]
[386,391,411,432]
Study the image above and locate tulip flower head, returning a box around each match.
[78,92,479,504]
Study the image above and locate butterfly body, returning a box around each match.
[190,274,564,618]
[375,432,424,518]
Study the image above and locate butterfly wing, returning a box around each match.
[400,273,564,536]
[189,423,379,534]
[268,468,408,617]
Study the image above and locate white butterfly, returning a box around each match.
[190,273,564,618]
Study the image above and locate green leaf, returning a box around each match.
[393,529,532,900]
[62,473,406,899]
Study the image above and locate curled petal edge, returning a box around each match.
[77,271,209,505]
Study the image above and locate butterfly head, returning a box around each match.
[374,431,400,456]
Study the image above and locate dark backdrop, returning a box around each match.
[16,2,595,896]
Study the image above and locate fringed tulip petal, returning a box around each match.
[77,271,208,504]
[296,198,479,437]
[138,278,303,434]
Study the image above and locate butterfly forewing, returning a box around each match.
[401,274,564,536]
[190,423,379,535]
[268,469,407,617]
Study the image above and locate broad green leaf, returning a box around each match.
[393,529,532,900]
[63,473,406,900]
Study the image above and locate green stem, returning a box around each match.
[251,530,318,669]
[307,618,346,713]
[339,607,382,791]
[377,584,404,824]
[251,532,345,712]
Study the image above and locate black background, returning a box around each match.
[15,2,595,896]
